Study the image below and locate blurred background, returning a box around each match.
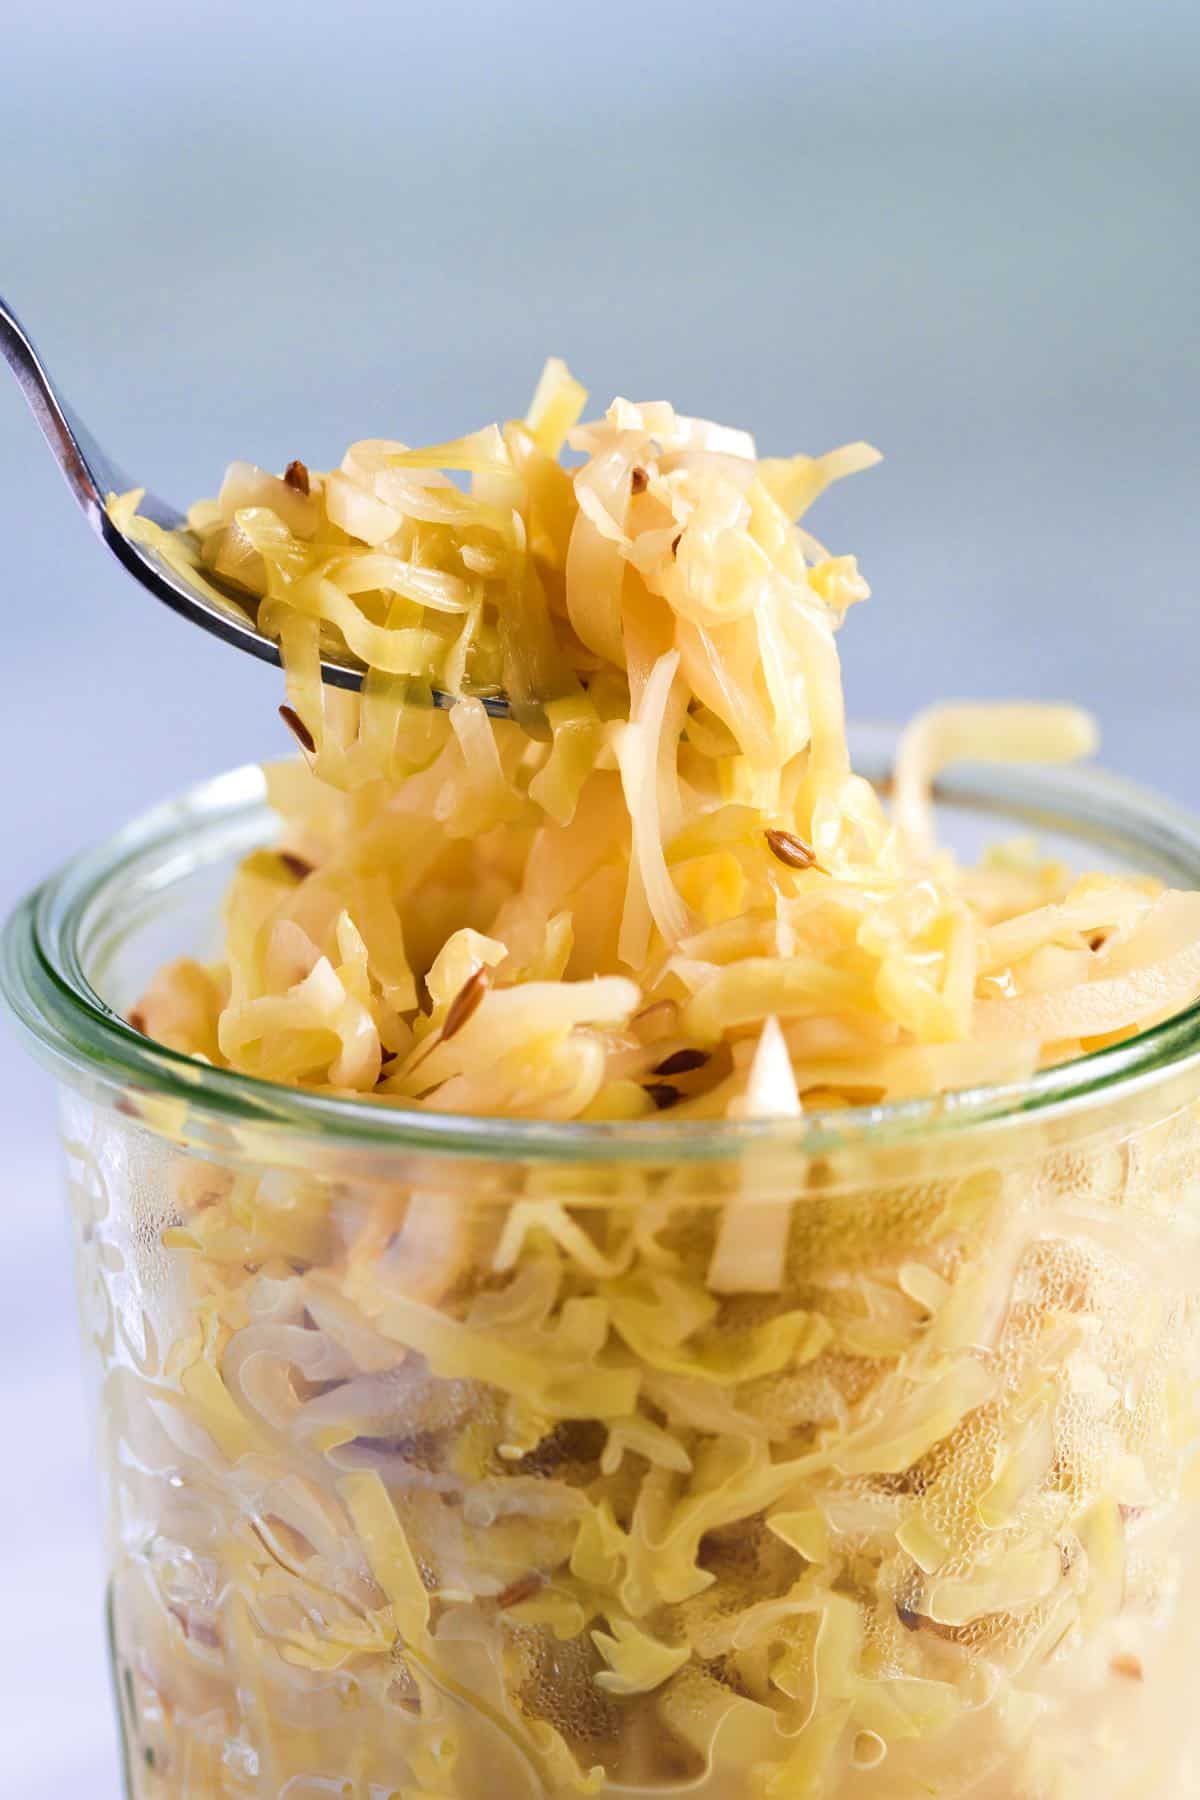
[1,1,1197,1789]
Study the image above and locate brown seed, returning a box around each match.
[442,967,491,1041]
[895,1604,959,1642]
[1089,932,1108,952]
[283,459,310,494]
[127,1007,147,1034]
[765,828,823,872]
[643,1081,681,1110]
[495,1572,546,1610]
[631,466,649,495]
[653,1048,710,1078]
[1111,1654,1143,1682]
[278,704,316,754]
[671,533,682,558]
[278,851,314,880]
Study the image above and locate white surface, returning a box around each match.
[2,2,1199,1791]
[0,1143,118,1790]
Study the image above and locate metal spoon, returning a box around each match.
[0,292,512,714]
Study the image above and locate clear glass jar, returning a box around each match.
[5,732,1200,1800]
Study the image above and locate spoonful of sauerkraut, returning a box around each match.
[120,357,1200,1131]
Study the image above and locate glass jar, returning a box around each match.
[5,733,1200,1800]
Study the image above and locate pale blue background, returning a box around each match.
[1,2,1198,1792]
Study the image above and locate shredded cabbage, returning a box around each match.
[114,365,1198,1116]
[102,365,1200,1798]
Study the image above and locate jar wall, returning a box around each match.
[59,1069,1200,1800]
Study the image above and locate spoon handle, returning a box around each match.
[0,293,108,528]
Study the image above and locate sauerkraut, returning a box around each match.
[97,365,1200,1799]
[112,365,1200,1116]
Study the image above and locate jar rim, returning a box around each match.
[5,728,1200,1163]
